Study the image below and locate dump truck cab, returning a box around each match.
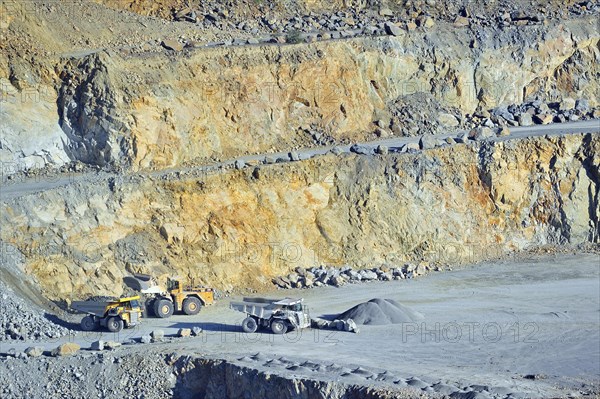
[72,296,143,333]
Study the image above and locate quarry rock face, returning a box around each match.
[1,134,597,300]
[1,14,598,173]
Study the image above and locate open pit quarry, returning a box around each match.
[0,0,599,398]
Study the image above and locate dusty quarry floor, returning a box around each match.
[2,252,599,398]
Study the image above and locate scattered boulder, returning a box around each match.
[379,7,394,17]
[192,326,203,336]
[289,151,300,161]
[437,113,459,127]
[350,144,372,155]
[384,22,402,36]
[559,98,576,111]
[497,126,511,136]
[469,127,495,141]
[151,330,165,342]
[161,39,184,51]
[533,114,553,125]
[104,341,121,350]
[178,328,192,337]
[51,343,80,357]
[25,346,43,357]
[375,145,388,155]
[91,340,105,351]
[517,113,533,126]
[419,135,438,150]
[234,159,245,169]
[140,335,151,344]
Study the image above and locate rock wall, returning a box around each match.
[1,11,598,173]
[1,133,597,300]
[55,17,599,171]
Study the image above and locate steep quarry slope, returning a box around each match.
[1,134,597,300]
[1,0,598,172]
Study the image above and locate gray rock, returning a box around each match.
[469,127,495,141]
[25,346,43,357]
[104,341,121,350]
[91,340,105,351]
[234,159,245,169]
[344,319,359,333]
[379,7,394,16]
[518,113,533,126]
[350,144,372,155]
[331,146,344,155]
[247,38,259,45]
[140,335,152,344]
[192,326,203,336]
[419,135,438,150]
[161,39,183,51]
[331,275,346,287]
[178,328,192,337]
[384,22,402,36]
[376,145,388,155]
[361,270,378,280]
[575,99,589,112]
[289,151,300,161]
[151,330,165,342]
[438,113,459,127]
[559,98,576,111]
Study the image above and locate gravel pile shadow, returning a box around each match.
[338,299,424,325]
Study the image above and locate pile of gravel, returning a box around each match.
[338,298,424,325]
[0,280,71,341]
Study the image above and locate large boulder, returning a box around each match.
[51,343,80,357]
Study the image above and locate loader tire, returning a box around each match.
[106,317,123,333]
[80,316,97,331]
[242,317,258,333]
[183,297,202,315]
[155,299,174,318]
[271,319,288,335]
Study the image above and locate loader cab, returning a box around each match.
[167,278,182,293]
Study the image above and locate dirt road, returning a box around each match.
[1,120,598,201]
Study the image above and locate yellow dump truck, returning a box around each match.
[71,296,142,332]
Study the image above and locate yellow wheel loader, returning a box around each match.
[132,275,215,318]
[71,296,142,332]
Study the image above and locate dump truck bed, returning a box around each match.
[230,301,275,319]
[71,301,110,317]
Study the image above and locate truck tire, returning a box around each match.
[242,317,258,333]
[183,297,202,315]
[271,319,288,334]
[154,299,174,318]
[80,315,97,331]
[106,317,123,332]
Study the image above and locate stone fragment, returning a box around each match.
[192,326,203,336]
[384,22,402,36]
[469,127,495,140]
[559,98,576,111]
[376,145,388,155]
[438,113,459,127]
[419,135,438,149]
[104,341,121,350]
[161,39,183,51]
[517,113,533,126]
[178,328,192,337]
[151,330,165,342]
[533,114,553,125]
[91,340,105,351]
[51,343,80,357]
[25,347,43,357]
[497,127,511,136]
